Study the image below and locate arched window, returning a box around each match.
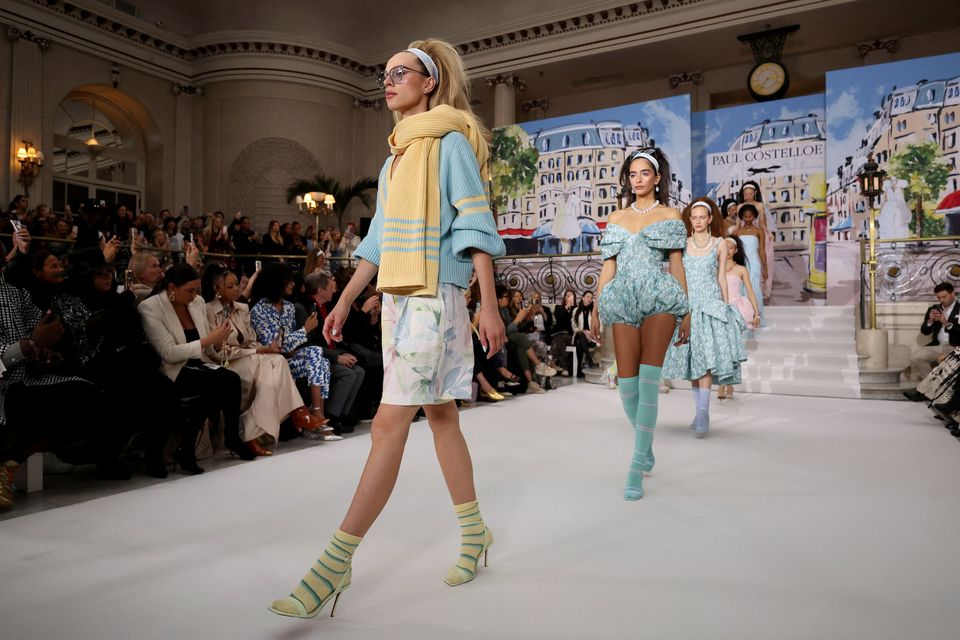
[52,96,143,213]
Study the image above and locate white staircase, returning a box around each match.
[738,305,861,399]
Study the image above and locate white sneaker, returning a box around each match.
[527,381,545,394]
[535,363,558,377]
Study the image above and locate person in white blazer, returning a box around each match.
[138,263,256,472]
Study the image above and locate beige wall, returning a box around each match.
[0,36,12,207]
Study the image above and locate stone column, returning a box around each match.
[485,74,524,128]
[7,28,48,202]
[171,84,203,214]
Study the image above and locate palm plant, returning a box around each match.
[286,174,378,230]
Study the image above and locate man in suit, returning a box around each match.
[910,282,960,380]
[302,271,365,433]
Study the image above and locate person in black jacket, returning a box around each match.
[302,271,367,432]
[911,282,960,380]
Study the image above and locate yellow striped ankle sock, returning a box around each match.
[445,500,493,586]
[270,530,362,616]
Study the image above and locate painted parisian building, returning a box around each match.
[707,114,826,250]
[827,75,960,240]
[498,120,691,247]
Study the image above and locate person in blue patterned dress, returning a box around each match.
[249,263,338,441]
[590,148,690,501]
[662,198,747,438]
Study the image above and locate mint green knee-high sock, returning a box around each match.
[618,376,639,423]
[626,365,661,500]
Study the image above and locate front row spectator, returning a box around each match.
[910,282,960,381]
[496,284,556,394]
[250,263,340,441]
[302,272,366,432]
[203,265,329,453]
[138,264,257,469]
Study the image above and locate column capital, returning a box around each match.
[7,26,50,51]
[485,74,526,91]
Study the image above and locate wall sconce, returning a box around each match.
[16,141,44,193]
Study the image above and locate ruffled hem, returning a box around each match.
[661,303,747,381]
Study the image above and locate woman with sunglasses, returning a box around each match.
[589,147,690,501]
[269,39,506,620]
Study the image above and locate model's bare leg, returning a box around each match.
[423,400,491,586]
[339,403,420,536]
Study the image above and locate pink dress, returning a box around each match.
[726,272,756,329]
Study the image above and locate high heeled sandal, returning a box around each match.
[444,527,494,586]
[268,568,352,618]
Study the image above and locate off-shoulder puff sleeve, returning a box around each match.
[600,224,628,260]
[642,219,687,250]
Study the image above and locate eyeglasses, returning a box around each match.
[376,65,429,89]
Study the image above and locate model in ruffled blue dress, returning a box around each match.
[662,199,747,438]
[591,148,690,501]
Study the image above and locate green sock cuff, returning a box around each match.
[454,500,479,514]
[637,364,662,383]
[334,529,363,548]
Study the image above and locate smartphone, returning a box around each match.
[186,232,193,244]
[11,220,22,233]
[124,269,134,289]
[255,260,262,271]
[129,228,136,243]
[71,225,78,236]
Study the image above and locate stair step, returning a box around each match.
[859,382,915,401]
[746,352,861,367]
[740,364,860,384]
[753,327,853,339]
[747,341,857,355]
[762,306,852,317]
[670,378,860,399]
[858,367,906,385]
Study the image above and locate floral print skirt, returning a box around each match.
[381,284,473,406]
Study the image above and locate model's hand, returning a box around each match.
[323,303,349,344]
[478,306,505,359]
[589,309,601,343]
[675,314,691,346]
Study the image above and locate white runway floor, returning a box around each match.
[2,385,960,640]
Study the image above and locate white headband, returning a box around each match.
[692,201,712,213]
[406,48,439,86]
[629,150,660,173]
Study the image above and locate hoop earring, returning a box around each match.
[216,293,222,300]
[168,292,175,303]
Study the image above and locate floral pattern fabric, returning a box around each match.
[598,219,689,327]
[381,284,473,405]
[662,238,747,384]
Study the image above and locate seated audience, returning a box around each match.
[910,283,960,381]
[203,265,329,452]
[250,263,339,441]
[139,263,257,470]
[302,271,366,432]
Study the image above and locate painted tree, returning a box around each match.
[286,174,378,231]
[888,141,950,237]
[491,125,540,213]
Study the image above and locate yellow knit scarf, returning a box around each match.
[378,104,489,297]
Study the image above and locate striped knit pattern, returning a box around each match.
[626,365,662,500]
[271,530,361,616]
[445,500,492,586]
[377,105,490,297]
[355,130,505,293]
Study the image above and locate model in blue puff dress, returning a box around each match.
[597,219,689,327]
[662,237,747,436]
[737,234,765,329]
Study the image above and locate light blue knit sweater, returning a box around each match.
[354,131,506,291]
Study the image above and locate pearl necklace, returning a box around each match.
[630,201,659,215]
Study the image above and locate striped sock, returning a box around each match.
[626,365,661,501]
[270,530,361,616]
[618,376,639,424]
[445,500,493,586]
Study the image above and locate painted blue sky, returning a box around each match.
[515,94,692,193]
[826,51,960,174]
[692,94,825,195]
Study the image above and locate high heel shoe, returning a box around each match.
[444,527,494,586]
[268,567,352,618]
[172,448,204,475]
[309,406,335,434]
[291,406,329,431]
[478,390,505,402]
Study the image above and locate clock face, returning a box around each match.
[749,62,788,100]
